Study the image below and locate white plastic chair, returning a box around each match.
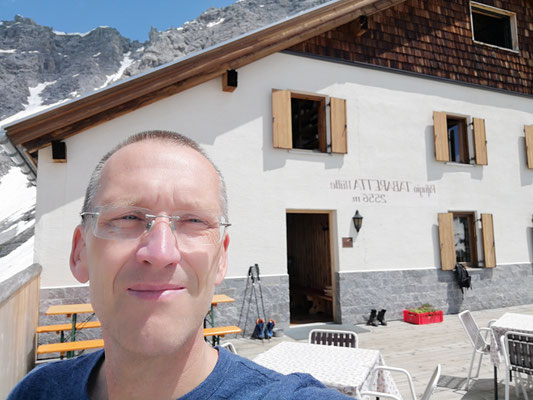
[308,329,358,348]
[360,364,441,400]
[500,331,533,400]
[458,310,496,389]
[220,342,238,354]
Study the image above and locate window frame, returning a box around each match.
[290,92,327,152]
[452,211,478,268]
[447,116,470,164]
[469,1,519,53]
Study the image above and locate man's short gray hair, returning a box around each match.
[81,130,228,222]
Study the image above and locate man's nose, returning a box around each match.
[136,219,181,267]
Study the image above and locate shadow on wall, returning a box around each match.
[528,227,533,265]
[432,224,441,270]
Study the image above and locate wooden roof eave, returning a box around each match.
[5,0,405,153]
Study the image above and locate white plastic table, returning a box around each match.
[491,313,533,367]
[490,312,533,400]
[253,341,400,398]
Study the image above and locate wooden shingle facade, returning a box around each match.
[289,0,533,95]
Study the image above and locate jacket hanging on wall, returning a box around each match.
[454,264,472,296]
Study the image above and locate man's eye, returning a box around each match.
[121,214,140,220]
[184,217,206,224]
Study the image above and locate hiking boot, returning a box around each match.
[253,318,265,339]
[265,319,276,339]
[377,309,388,326]
[366,309,378,326]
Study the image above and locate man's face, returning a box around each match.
[70,140,229,355]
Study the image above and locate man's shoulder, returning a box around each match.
[7,350,104,400]
[191,347,350,399]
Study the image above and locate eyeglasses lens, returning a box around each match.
[91,206,228,245]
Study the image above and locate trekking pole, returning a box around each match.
[254,264,268,324]
[249,265,266,341]
[237,267,252,335]
[240,266,257,337]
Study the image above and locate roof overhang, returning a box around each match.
[4,0,405,154]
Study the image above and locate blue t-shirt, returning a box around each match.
[8,347,352,399]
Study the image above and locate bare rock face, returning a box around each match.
[124,0,329,77]
[0,15,135,120]
[1,0,329,121]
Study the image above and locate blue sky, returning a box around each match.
[0,0,237,42]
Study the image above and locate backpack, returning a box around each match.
[454,264,471,294]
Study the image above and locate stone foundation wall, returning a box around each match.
[37,275,290,345]
[337,263,533,324]
[37,264,532,345]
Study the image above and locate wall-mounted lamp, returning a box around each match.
[352,210,363,232]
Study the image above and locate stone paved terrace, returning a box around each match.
[222,304,533,400]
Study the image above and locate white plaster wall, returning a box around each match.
[35,52,533,287]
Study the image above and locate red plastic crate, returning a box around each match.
[403,309,443,325]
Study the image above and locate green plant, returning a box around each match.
[407,303,441,314]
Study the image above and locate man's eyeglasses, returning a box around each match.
[81,206,230,246]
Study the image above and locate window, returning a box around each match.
[291,94,326,151]
[525,125,533,169]
[470,2,518,51]
[453,213,477,266]
[438,212,496,270]
[447,117,469,164]
[433,112,488,165]
[272,90,347,154]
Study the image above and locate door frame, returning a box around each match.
[286,209,337,322]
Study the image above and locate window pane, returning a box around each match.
[473,9,513,49]
[448,124,460,162]
[291,98,320,150]
[453,215,472,263]
[447,118,469,164]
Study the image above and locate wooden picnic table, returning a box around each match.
[45,303,96,357]
[41,294,238,356]
[44,294,235,344]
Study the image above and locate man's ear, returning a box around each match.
[70,225,89,283]
[214,233,230,286]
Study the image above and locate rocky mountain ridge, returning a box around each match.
[0,0,329,122]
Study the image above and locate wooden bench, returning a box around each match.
[36,325,241,357]
[37,339,104,356]
[37,320,102,334]
[37,320,102,346]
[203,325,242,345]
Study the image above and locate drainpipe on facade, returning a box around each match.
[0,128,37,185]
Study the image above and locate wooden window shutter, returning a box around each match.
[525,125,533,169]
[433,112,449,162]
[438,213,455,270]
[481,213,496,268]
[473,118,488,165]
[272,90,292,149]
[330,97,347,154]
